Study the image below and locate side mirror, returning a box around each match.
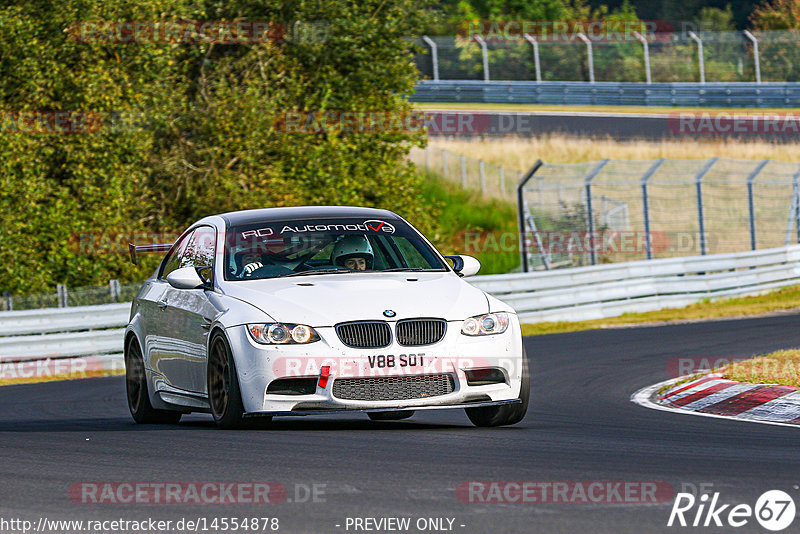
[166,266,207,290]
[445,255,481,277]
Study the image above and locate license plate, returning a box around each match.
[367,353,425,369]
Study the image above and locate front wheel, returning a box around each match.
[465,346,529,427]
[207,333,245,429]
[125,338,181,425]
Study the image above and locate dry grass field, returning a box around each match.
[427,136,800,167]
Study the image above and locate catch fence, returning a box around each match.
[517,157,800,271]
[413,30,800,84]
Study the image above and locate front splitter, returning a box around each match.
[243,398,521,418]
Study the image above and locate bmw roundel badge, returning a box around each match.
[383,310,396,318]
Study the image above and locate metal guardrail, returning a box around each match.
[0,302,128,377]
[470,244,800,322]
[0,329,125,362]
[411,81,800,107]
[0,303,130,336]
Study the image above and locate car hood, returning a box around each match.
[220,272,489,325]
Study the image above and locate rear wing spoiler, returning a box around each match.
[128,243,173,265]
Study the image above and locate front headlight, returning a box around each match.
[461,312,510,336]
[248,323,320,344]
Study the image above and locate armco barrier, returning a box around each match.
[0,303,128,372]
[2,245,800,369]
[411,81,800,108]
[469,244,800,322]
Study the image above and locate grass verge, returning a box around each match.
[724,350,800,388]
[520,284,800,337]
[421,171,520,275]
[428,136,800,167]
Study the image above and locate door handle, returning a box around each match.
[157,298,168,310]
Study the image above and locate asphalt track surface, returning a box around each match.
[3,314,800,533]
[424,109,800,143]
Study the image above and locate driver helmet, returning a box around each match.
[331,235,374,269]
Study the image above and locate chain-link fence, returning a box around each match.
[0,280,140,311]
[410,145,521,201]
[519,158,800,270]
[414,30,800,83]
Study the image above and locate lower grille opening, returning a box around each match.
[266,377,318,396]
[465,368,508,386]
[332,374,455,401]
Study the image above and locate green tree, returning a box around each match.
[0,0,435,294]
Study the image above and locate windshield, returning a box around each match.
[223,217,448,281]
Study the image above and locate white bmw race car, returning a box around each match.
[124,206,529,428]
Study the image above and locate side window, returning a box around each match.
[394,237,427,266]
[182,227,216,283]
[160,230,194,280]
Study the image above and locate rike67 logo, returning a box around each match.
[668,490,796,531]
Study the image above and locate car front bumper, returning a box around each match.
[227,316,526,415]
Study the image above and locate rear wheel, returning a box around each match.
[465,346,529,427]
[368,410,415,421]
[207,333,245,429]
[125,338,181,424]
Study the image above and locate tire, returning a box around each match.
[368,410,415,421]
[207,333,246,429]
[465,346,530,427]
[125,338,181,425]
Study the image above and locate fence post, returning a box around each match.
[640,158,665,259]
[694,158,718,255]
[538,176,543,210]
[688,31,705,84]
[460,154,467,188]
[743,30,761,84]
[499,166,505,194]
[523,33,542,82]
[793,165,800,244]
[56,284,68,308]
[584,159,610,265]
[633,31,652,84]
[479,159,486,193]
[442,149,447,180]
[473,34,490,82]
[3,291,11,311]
[421,36,439,81]
[109,279,121,301]
[786,186,798,246]
[518,160,545,272]
[425,145,430,170]
[577,33,595,83]
[747,159,770,250]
